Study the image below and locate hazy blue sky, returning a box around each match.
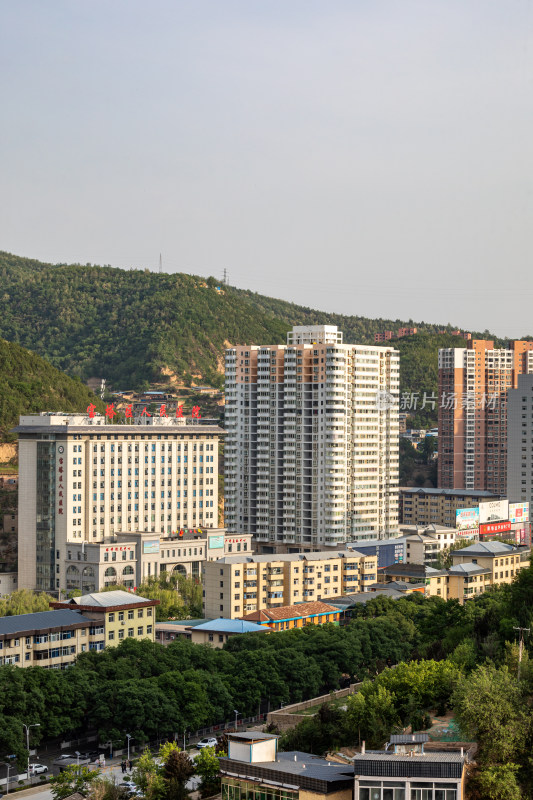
[1,1,532,336]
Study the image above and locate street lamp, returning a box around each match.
[75,751,81,774]
[23,723,40,785]
[234,709,239,730]
[1,759,15,795]
[126,734,133,763]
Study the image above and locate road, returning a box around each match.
[7,751,202,800]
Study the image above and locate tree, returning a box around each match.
[472,764,523,800]
[50,766,101,800]
[163,750,195,800]
[131,750,165,800]
[0,589,56,617]
[195,746,223,798]
[452,665,530,764]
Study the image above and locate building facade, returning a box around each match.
[52,590,158,647]
[220,733,354,800]
[15,413,222,593]
[438,339,533,493]
[62,530,252,593]
[224,325,399,549]
[0,591,157,669]
[203,550,378,619]
[241,600,341,630]
[507,374,533,507]
[399,487,501,527]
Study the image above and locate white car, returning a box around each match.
[30,764,48,774]
[196,737,217,749]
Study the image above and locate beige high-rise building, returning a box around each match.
[15,413,222,593]
[224,325,399,549]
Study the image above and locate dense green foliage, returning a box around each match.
[0,336,104,440]
[0,252,506,406]
[0,613,416,768]
[0,588,56,617]
[281,569,533,797]
[2,567,533,794]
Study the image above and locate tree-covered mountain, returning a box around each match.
[0,251,508,408]
[0,337,104,441]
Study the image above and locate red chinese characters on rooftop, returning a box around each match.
[86,402,202,421]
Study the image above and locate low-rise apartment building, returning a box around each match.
[399,488,501,527]
[349,525,458,570]
[0,591,157,668]
[381,542,530,602]
[241,600,341,630]
[51,589,158,647]
[203,551,378,619]
[0,609,93,669]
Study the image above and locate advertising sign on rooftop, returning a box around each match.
[509,502,529,524]
[479,500,509,525]
[479,521,512,536]
[456,508,479,531]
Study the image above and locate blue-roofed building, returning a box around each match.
[155,617,270,648]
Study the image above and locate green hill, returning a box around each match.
[0,251,510,422]
[0,337,104,442]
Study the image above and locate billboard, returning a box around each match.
[479,500,509,525]
[456,508,479,531]
[143,541,160,554]
[509,502,529,524]
[479,521,512,536]
[208,535,224,549]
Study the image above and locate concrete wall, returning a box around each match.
[266,684,361,731]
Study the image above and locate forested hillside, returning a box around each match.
[0,252,507,408]
[0,337,104,441]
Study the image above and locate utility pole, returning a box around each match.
[513,626,530,679]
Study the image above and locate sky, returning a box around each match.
[1,1,532,337]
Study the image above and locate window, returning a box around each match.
[128,628,134,637]
[108,613,115,623]
[128,610,134,619]
[108,631,115,640]
[118,612,124,621]
[137,626,144,636]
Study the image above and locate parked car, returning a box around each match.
[122,781,136,790]
[196,737,217,749]
[30,764,48,774]
[54,755,73,761]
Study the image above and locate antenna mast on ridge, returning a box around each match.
[159,253,163,274]
[223,267,228,285]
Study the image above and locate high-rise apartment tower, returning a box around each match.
[224,325,399,548]
[438,339,533,493]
